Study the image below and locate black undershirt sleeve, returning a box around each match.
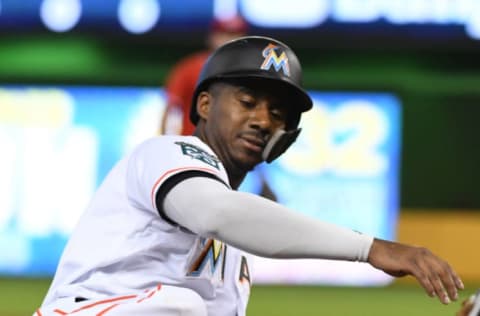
[155,170,228,226]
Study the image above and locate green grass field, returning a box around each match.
[1,278,476,316]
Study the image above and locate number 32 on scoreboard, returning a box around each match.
[281,100,391,177]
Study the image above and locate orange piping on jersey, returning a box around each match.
[43,285,163,315]
[137,284,162,304]
[137,283,162,303]
[96,303,120,316]
[136,289,156,303]
[150,166,219,209]
[59,295,138,314]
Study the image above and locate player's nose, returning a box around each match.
[248,102,272,131]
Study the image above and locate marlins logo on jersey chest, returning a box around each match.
[187,238,226,285]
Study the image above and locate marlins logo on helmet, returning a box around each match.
[260,43,290,76]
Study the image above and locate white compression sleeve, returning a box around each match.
[163,176,374,262]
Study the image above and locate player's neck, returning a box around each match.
[193,126,246,190]
[226,169,246,190]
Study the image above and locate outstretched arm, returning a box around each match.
[367,238,464,304]
[162,176,373,261]
[161,176,463,304]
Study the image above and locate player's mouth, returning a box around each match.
[239,135,266,153]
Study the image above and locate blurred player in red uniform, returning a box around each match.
[160,15,248,135]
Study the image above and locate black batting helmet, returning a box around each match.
[190,36,313,129]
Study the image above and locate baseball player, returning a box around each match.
[35,36,463,316]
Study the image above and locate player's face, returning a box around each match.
[200,80,290,172]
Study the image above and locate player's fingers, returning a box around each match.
[408,260,436,298]
[452,268,465,290]
[409,248,448,303]
[429,273,451,304]
[428,254,463,303]
[438,262,463,301]
[419,252,459,304]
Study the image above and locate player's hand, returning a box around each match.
[367,238,464,305]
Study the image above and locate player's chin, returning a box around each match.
[235,152,263,170]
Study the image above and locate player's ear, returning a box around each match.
[196,91,211,121]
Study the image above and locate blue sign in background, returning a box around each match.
[0,85,401,284]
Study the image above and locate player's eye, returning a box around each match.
[270,107,287,122]
[239,99,255,108]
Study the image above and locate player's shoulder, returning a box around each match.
[129,135,225,178]
[134,135,217,159]
[137,135,204,146]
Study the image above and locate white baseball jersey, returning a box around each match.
[42,135,251,316]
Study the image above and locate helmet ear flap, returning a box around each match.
[262,128,301,163]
